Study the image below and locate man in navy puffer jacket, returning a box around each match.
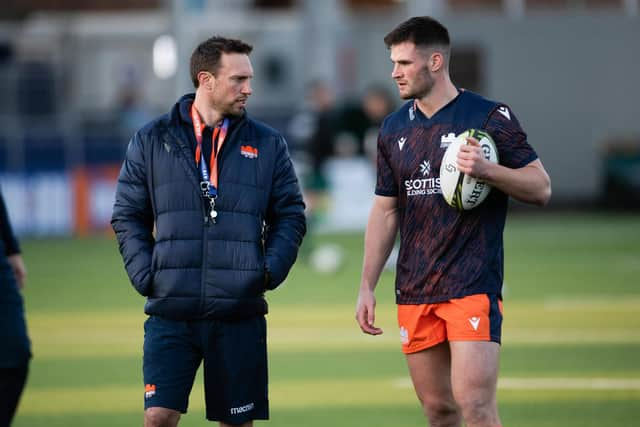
[0,190,30,427]
[111,36,305,427]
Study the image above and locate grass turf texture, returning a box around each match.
[13,212,640,426]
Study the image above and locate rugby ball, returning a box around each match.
[309,244,344,274]
[439,129,499,210]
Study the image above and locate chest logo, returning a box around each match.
[398,137,407,151]
[420,160,431,176]
[440,133,457,148]
[240,145,258,159]
[404,159,441,197]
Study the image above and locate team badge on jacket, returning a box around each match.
[241,145,258,159]
[145,384,156,399]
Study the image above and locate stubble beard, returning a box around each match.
[215,100,245,118]
[227,97,249,117]
[403,68,435,100]
[399,84,431,100]
[227,106,244,117]
[413,77,435,100]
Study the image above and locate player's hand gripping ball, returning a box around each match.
[439,129,499,210]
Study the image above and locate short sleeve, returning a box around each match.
[375,129,398,197]
[485,105,538,169]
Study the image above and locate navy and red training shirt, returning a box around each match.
[375,90,538,304]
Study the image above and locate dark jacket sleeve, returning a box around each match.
[0,191,20,256]
[264,136,306,289]
[111,133,155,296]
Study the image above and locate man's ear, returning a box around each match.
[198,71,214,90]
[430,52,444,72]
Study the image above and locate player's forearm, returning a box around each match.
[485,160,551,206]
[360,204,398,292]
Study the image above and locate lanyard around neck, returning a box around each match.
[191,104,229,197]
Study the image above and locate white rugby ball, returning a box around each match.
[309,244,344,274]
[439,129,499,210]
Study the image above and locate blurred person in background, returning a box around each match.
[116,85,154,139]
[305,80,339,192]
[287,80,338,266]
[355,16,551,427]
[116,64,154,137]
[0,189,30,427]
[331,85,394,161]
[360,84,395,164]
[358,85,399,272]
[288,80,338,224]
[111,36,306,427]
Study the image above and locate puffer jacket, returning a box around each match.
[0,191,31,368]
[111,94,306,320]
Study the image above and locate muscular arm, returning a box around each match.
[356,195,399,335]
[458,143,551,206]
[457,104,552,206]
[484,158,550,206]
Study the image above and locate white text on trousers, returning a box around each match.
[230,402,255,415]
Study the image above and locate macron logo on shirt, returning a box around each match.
[497,106,511,120]
[397,137,407,150]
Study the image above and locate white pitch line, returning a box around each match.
[393,377,640,390]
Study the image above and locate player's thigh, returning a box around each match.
[143,316,202,413]
[449,340,500,403]
[405,342,455,404]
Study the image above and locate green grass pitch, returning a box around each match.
[12,212,640,426]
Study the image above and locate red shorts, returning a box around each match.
[397,294,503,354]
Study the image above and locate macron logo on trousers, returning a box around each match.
[230,402,255,415]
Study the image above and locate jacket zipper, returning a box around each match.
[163,118,246,317]
[199,210,209,316]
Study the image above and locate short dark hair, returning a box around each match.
[383,16,450,50]
[189,36,253,88]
